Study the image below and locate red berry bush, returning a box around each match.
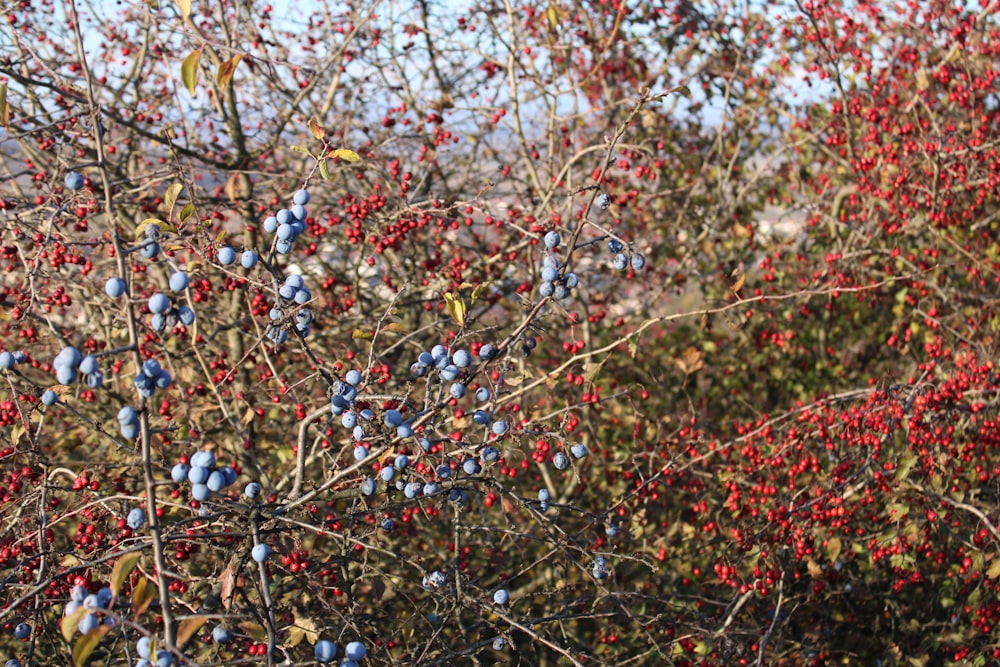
[1,0,1000,665]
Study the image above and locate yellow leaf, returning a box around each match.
[288,625,305,647]
[131,577,156,617]
[177,616,207,647]
[289,145,310,154]
[352,329,374,340]
[443,292,466,327]
[110,552,141,601]
[177,0,191,20]
[328,148,360,163]
[238,622,266,641]
[181,48,202,96]
[546,3,559,33]
[164,183,183,215]
[216,54,242,89]
[10,424,23,446]
[307,117,326,141]
[0,82,8,129]
[383,322,408,334]
[178,203,195,222]
[73,625,110,667]
[471,281,492,305]
[135,218,177,239]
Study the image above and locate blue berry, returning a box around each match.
[397,422,413,438]
[276,223,294,241]
[127,507,146,530]
[440,364,460,381]
[345,369,362,386]
[191,483,211,502]
[105,277,126,298]
[353,445,369,461]
[479,344,497,360]
[148,293,169,314]
[64,171,85,191]
[538,488,551,502]
[244,482,262,498]
[543,231,561,248]
[493,589,510,605]
[344,641,366,661]
[314,639,337,663]
[394,454,410,470]
[553,452,569,470]
[251,544,271,563]
[384,409,402,427]
[541,265,558,282]
[341,412,357,429]
[597,192,612,209]
[187,466,210,485]
[492,420,509,435]
[480,446,500,462]
[570,443,588,459]
[291,204,307,221]
[120,422,139,439]
[206,470,226,492]
[56,365,77,385]
[630,253,646,270]
[0,352,14,369]
[463,458,481,475]
[117,407,138,425]
[449,382,466,399]
[608,239,624,253]
[276,209,293,225]
[137,636,151,658]
[263,216,279,233]
[404,482,422,498]
[140,242,161,259]
[240,250,258,269]
[476,387,491,402]
[41,390,58,406]
[539,281,554,297]
[473,410,491,425]
[14,622,30,639]
[452,349,472,368]
[554,284,570,300]
[293,189,310,205]
[380,467,396,482]
[612,253,628,270]
[79,355,98,375]
[381,517,395,531]
[360,478,376,496]
[564,272,579,288]
[177,306,196,326]
[168,271,189,292]
[171,463,190,483]
[78,613,99,634]
[493,637,505,650]
[212,625,233,644]
[218,246,236,265]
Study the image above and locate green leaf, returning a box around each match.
[319,158,330,181]
[289,145,310,155]
[178,203,195,222]
[328,148,360,163]
[110,552,141,601]
[0,82,8,129]
[164,183,183,216]
[181,48,202,96]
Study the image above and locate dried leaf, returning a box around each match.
[546,3,560,33]
[670,84,692,98]
[73,625,110,667]
[328,148,360,163]
[216,54,242,89]
[177,616,207,647]
[131,577,156,617]
[238,621,266,641]
[110,552,141,600]
[224,173,250,202]
[181,48,202,95]
[307,117,326,140]
[676,346,703,375]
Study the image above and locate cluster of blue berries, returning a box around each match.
[52,346,103,388]
[0,349,26,371]
[538,231,579,300]
[216,245,259,269]
[134,635,174,666]
[147,270,195,334]
[262,189,311,255]
[551,442,588,470]
[63,584,114,635]
[313,638,367,665]
[607,238,645,272]
[170,450,238,502]
[133,358,172,399]
[267,274,313,343]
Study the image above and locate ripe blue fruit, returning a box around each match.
[148,293,169,314]
[344,641,366,660]
[64,171,85,190]
[397,422,413,438]
[493,589,509,605]
[381,517,395,531]
[479,344,497,359]
[630,253,646,270]
[191,451,215,468]
[293,189,310,205]
[409,363,426,376]
[430,344,448,362]
[543,231,561,248]
[206,470,226,492]
[492,420,509,435]
[394,454,410,470]
[538,488,551,502]
[140,242,161,259]
[188,466,210,485]
[480,446,500,462]
[597,192,612,209]
[155,650,174,667]
[251,544,271,563]
[263,216,278,233]
[85,370,102,389]
[278,284,298,301]
[422,482,440,496]
[493,637,505,650]
[55,346,82,369]
[168,271,189,292]
[380,467,396,482]
[276,223,294,241]
[353,445,369,461]
[154,369,172,389]
[191,483,211,501]
[360,477,376,495]
[564,272,579,288]
[435,464,452,479]
[418,437,432,452]
[314,639,337,663]
[79,355,98,375]
[120,422,139,439]
[41,390,58,406]
[0,352,13,369]
[539,282,554,297]
[105,277,126,298]
[341,412,357,429]
[217,246,236,265]
[291,204,307,221]
[613,253,628,270]
[554,284,570,300]
[294,287,311,304]
[570,443,588,459]
[345,369,362,386]
[473,410,491,425]
[553,452,569,470]
[127,507,146,530]
[171,463,190,483]
[449,382,466,399]
[476,387,491,402]
[240,250,258,269]
[78,613,99,634]
[463,458,481,475]
[14,622,30,639]
[440,364,460,381]
[541,266,558,282]
[137,636,151,657]
[353,425,366,440]
[452,349,472,368]
[212,625,233,644]
[244,482,262,498]
[276,209,293,225]
[418,351,434,366]
[404,482,422,498]
[384,409,402,427]
[56,365,77,385]
[177,306,195,326]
